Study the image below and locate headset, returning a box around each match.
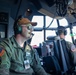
[56,26,67,36]
[13,15,23,35]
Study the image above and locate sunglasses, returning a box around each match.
[21,24,33,30]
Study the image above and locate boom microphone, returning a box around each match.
[31,33,34,36]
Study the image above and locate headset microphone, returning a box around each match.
[27,33,34,44]
[31,33,34,36]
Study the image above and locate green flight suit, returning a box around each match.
[66,41,75,61]
[0,36,47,75]
[65,41,75,70]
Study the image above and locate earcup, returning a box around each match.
[13,15,24,35]
[14,25,22,34]
[56,26,67,36]
[56,30,67,35]
[13,18,22,34]
[56,31,58,36]
[64,30,67,35]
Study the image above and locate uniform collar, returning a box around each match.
[10,35,23,49]
[10,36,32,51]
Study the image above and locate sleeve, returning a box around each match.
[0,47,10,75]
[32,49,48,75]
[66,41,76,51]
[66,41,76,65]
[70,43,76,51]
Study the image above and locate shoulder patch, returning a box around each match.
[0,47,5,57]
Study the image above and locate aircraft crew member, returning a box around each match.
[56,26,76,72]
[56,26,76,52]
[0,17,48,75]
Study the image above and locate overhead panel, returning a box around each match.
[30,0,74,18]
[30,0,57,18]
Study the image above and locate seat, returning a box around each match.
[54,39,75,74]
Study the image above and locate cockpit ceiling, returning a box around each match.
[0,0,18,4]
[30,0,76,18]
[0,0,76,23]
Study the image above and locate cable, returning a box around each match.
[56,0,68,16]
[46,18,54,29]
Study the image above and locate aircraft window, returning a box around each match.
[72,26,76,40]
[31,16,71,46]
[59,18,68,26]
[46,30,56,40]
[65,28,72,42]
[32,16,44,28]
[31,31,44,46]
[46,16,58,28]
[31,16,58,46]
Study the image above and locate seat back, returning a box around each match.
[54,39,74,73]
